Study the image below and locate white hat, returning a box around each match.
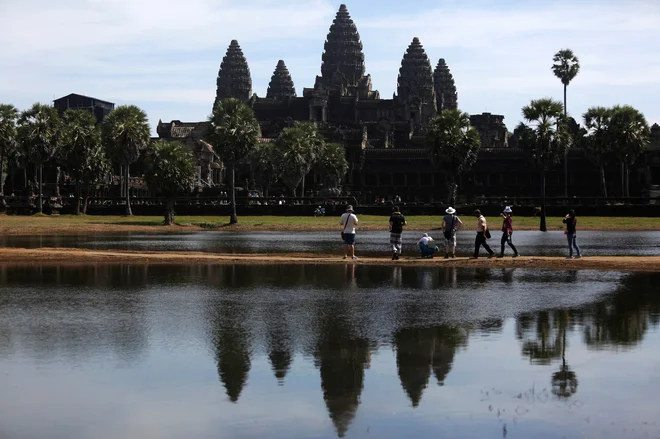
[445,207,456,214]
[503,206,512,213]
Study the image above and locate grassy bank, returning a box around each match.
[0,214,658,235]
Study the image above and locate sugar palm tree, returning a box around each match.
[144,140,197,225]
[0,104,19,206]
[276,121,324,197]
[608,105,650,197]
[552,49,580,197]
[517,98,571,231]
[426,109,481,206]
[17,103,62,213]
[62,109,109,214]
[101,105,151,216]
[207,98,260,224]
[582,107,614,198]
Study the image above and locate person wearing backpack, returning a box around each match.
[441,207,463,259]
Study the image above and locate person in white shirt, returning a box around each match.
[418,233,439,258]
[473,209,494,259]
[340,205,359,259]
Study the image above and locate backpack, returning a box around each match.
[443,215,456,240]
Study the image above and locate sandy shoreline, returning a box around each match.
[1,247,659,272]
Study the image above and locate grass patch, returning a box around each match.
[0,213,658,234]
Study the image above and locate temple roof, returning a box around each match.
[397,37,435,104]
[433,58,458,111]
[215,40,252,106]
[267,60,297,99]
[320,4,366,88]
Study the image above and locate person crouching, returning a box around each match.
[418,233,439,258]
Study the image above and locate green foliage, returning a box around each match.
[249,141,280,191]
[608,105,650,165]
[552,49,580,86]
[144,140,197,197]
[207,98,260,165]
[517,98,571,170]
[62,109,110,186]
[0,104,19,192]
[313,142,348,187]
[426,109,481,175]
[582,106,614,166]
[101,105,151,166]
[17,103,62,165]
[276,121,325,194]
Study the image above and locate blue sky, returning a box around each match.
[1,0,659,134]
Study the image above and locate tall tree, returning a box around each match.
[144,140,197,225]
[517,98,571,231]
[61,109,110,215]
[552,49,580,198]
[248,141,281,197]
[582,107,614,197]
[313,142,348,191]
[207,98,260,224]
[608,105,650,197]
[0,104,19,206]
[426,109,481,206]
[101,105,150,216]
[276,121,324,197]
[17,103,62,214]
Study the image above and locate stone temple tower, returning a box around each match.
[320,4,366,90]
[267,60,296,100]
[214,40,252,108]
[433,58,458,111]
[397,37,437,126]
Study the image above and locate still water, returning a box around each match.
[1,264,660,439]
[2,230,660,256]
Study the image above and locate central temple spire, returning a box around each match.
[320,4,366,88]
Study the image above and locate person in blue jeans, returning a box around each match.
[562,209,582,259]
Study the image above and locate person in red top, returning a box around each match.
[497,206,519,258]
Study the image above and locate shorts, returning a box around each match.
[444,234,456,247]
[343,233,356,245]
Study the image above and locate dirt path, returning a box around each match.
[1,247,659,272]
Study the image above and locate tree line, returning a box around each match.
[427,48,653,231]
[0,99,348,225]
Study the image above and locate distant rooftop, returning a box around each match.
[53,93,115,106]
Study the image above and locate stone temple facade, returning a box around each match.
[157,4,660,201]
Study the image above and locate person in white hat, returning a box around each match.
[498,206,519,258]
[441,207,463,258]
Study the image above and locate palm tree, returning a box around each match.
[0,104,19,206]
[61,109,109,215]
[207,98,260,224]
[517,98,571,231]
[583,107,614,198]
[248,141,280,197]
[17,103,62,214]
[276,121,324,197]
[101,105,151,216]
[608,105,650,197]
[552,49,580,197]
[426,109,481,205]
[144,140,197,225]
[312,142,348,192]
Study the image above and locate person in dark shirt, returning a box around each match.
[497,206,519,258]
[562,209,582,259]
[389,206,407,260]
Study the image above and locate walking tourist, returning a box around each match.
[441,207,462,259]
[563,209,582,259]
[340,205,359,260]
[418,233,439,258]
[389,206,407,260]
[498,206,519,258]
[472,209,494,259]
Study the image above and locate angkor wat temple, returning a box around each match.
[157,4,660,202]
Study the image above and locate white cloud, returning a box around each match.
[0,0,659,131]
